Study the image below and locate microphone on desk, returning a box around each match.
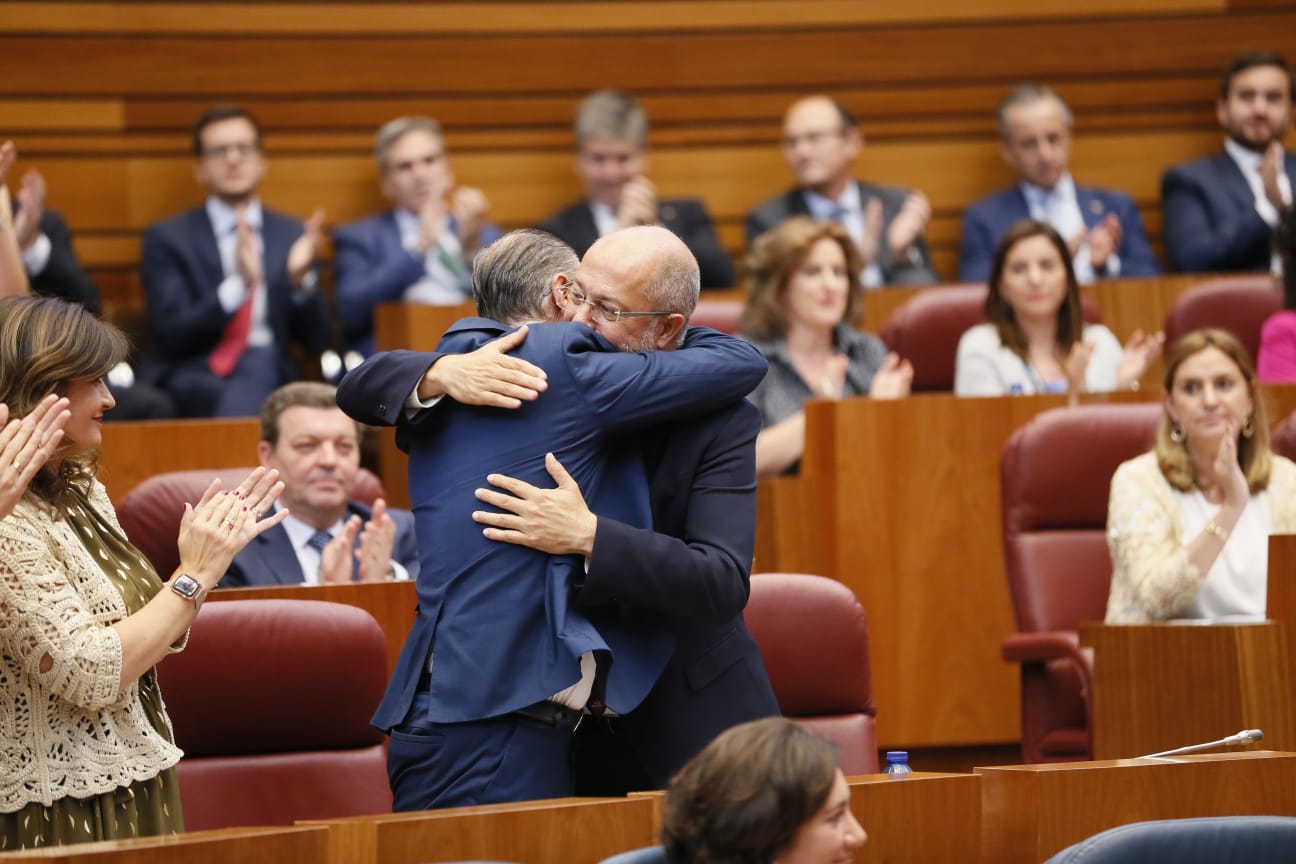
[1138,729,1264,759]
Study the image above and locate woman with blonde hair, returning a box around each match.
[0,296,288,848]
[742,216,912,476]
[1106,328,1296,623]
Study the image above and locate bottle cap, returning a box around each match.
[885,751,908,761]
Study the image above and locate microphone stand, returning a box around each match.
[1139,729,1264,759]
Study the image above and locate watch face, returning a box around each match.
[172,574,202,599]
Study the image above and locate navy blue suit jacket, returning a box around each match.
[580,399,779,784]
[332,210,503,356]
[745,180,940,285]
[219,500,419,588]
[138,205,328,385]
[1161,151,1296,273]
[535,199,734,290]
[958,185,1161,283]
[336,322,767,730]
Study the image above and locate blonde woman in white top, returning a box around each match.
[1106,328,1296,623]
[955,219,1162,396]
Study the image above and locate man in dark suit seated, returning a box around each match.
[220,381,418,588]
[140,105,329,417]
[747,94,940,287]
[333,116,501,357]
[1162,51,1294,274]
[959,83,1160,284]
[336,226,771,808]
[536,90,735,290]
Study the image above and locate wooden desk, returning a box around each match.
[0,825,329,863]
[301,796,656,864]
[1081,622,1295,760]
[208,581,416,673]
[847,772,981,864]
[977,751,1296,864]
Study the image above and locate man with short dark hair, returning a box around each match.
[1162,51,1295,274]
[959,83,1159,283]
[536,90,734,289]
[333,116,501,356]
[220,381,418,588]
[140,105,328,417]
[747,94,939,286]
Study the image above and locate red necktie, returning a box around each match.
[209,218,258,377]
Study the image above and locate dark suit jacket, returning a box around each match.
[336,322,767,730]
[138,204,328,385]
[332,210,503,356]
[17,207,102,314]
[536,199,735,289]
[580,399,779,785]
[958,184,1161,283]
[1161,151,1296,273]
[219,500,419,588]
[745,180,940,285]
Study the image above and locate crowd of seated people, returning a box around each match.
[1,50,1290,421]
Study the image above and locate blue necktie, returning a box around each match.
[306,530,332,555]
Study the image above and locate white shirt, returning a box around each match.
[1224,137,1291,276]
[1174,488,1271,621]
[803,184,886,289]
[954,322,1125,396]
[393,208,471,306]
[589,201,619,239]
[278,508,350,587]
[206,197,273,348]
[1020,173,1118,284]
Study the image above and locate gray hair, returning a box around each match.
[471,230,578,325]
[374,116,444,173]
[574,90,648,150]
[642,251,700,324]
[997,84,1073,142]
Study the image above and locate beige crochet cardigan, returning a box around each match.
[1105,451,1296,623]
[0,480,184,812]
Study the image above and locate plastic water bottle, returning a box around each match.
[884,751,912,776]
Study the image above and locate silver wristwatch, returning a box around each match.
[169,573,206,605]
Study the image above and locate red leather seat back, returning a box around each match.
[880,285,1103,392]
[116,467,386,578]
[1271,410,1296,462]
[156,599,392,827]
[690,300,744,335]
[1163,275,1281,363]
[744,572,878,774]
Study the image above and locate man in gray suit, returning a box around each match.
[746,95,940,287]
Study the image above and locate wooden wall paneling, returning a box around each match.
[98,418,262,503]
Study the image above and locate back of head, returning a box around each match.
[472,229,579,324]
[661,717,838,864]
[740,215,864,341]
[575,90,648,149]
[587,225,700,321]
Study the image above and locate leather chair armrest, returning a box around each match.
[1002,629,1095,733]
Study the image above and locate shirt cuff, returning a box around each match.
[22,232,51,277]
[404,382,443,419]
[389,560,410,582]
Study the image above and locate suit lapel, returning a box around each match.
[248,523,308,585]
[189,207,226,289]
[1211,153,1260,214]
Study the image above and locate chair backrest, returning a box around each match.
[1162,274,1280,361]
[744,572,878,774]
[1272,409,1296,462]
[1000,403,1161,633]
[116,466,386,578]
[598,846,667,864]
[690,299,744,335]
[1043,816,1296,863]
[155,599,392,828]
[880,285,1102,392]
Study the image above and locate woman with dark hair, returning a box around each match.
[954,219,1162,396]
[1257,207,1296,382]
[0,296,288,848]
[1106,329,1296,623]
[741,216,912,476]
[662,717,865,864]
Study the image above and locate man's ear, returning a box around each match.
[547,274,570,322]
[256,440,274,469]
[654,313,687,351]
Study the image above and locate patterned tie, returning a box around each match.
[306,530,332,555]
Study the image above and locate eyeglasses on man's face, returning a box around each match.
[558,281,673,326]
[203,142,260,161]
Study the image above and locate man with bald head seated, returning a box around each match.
[746,94,940,287]
[959,83,1160,284]
[336,226,768,808]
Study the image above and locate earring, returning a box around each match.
[1170,421,1185,444]
[1242,415,1255,438]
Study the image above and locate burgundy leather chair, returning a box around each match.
[1272,410,1296,462]
[1000,403,1160,763]
[1162,275,1280,361]
[744,572,878,774]
[115,467,385,579]
[880,285,1102,392]
[690,299,744,335]
[155,599,392,828]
